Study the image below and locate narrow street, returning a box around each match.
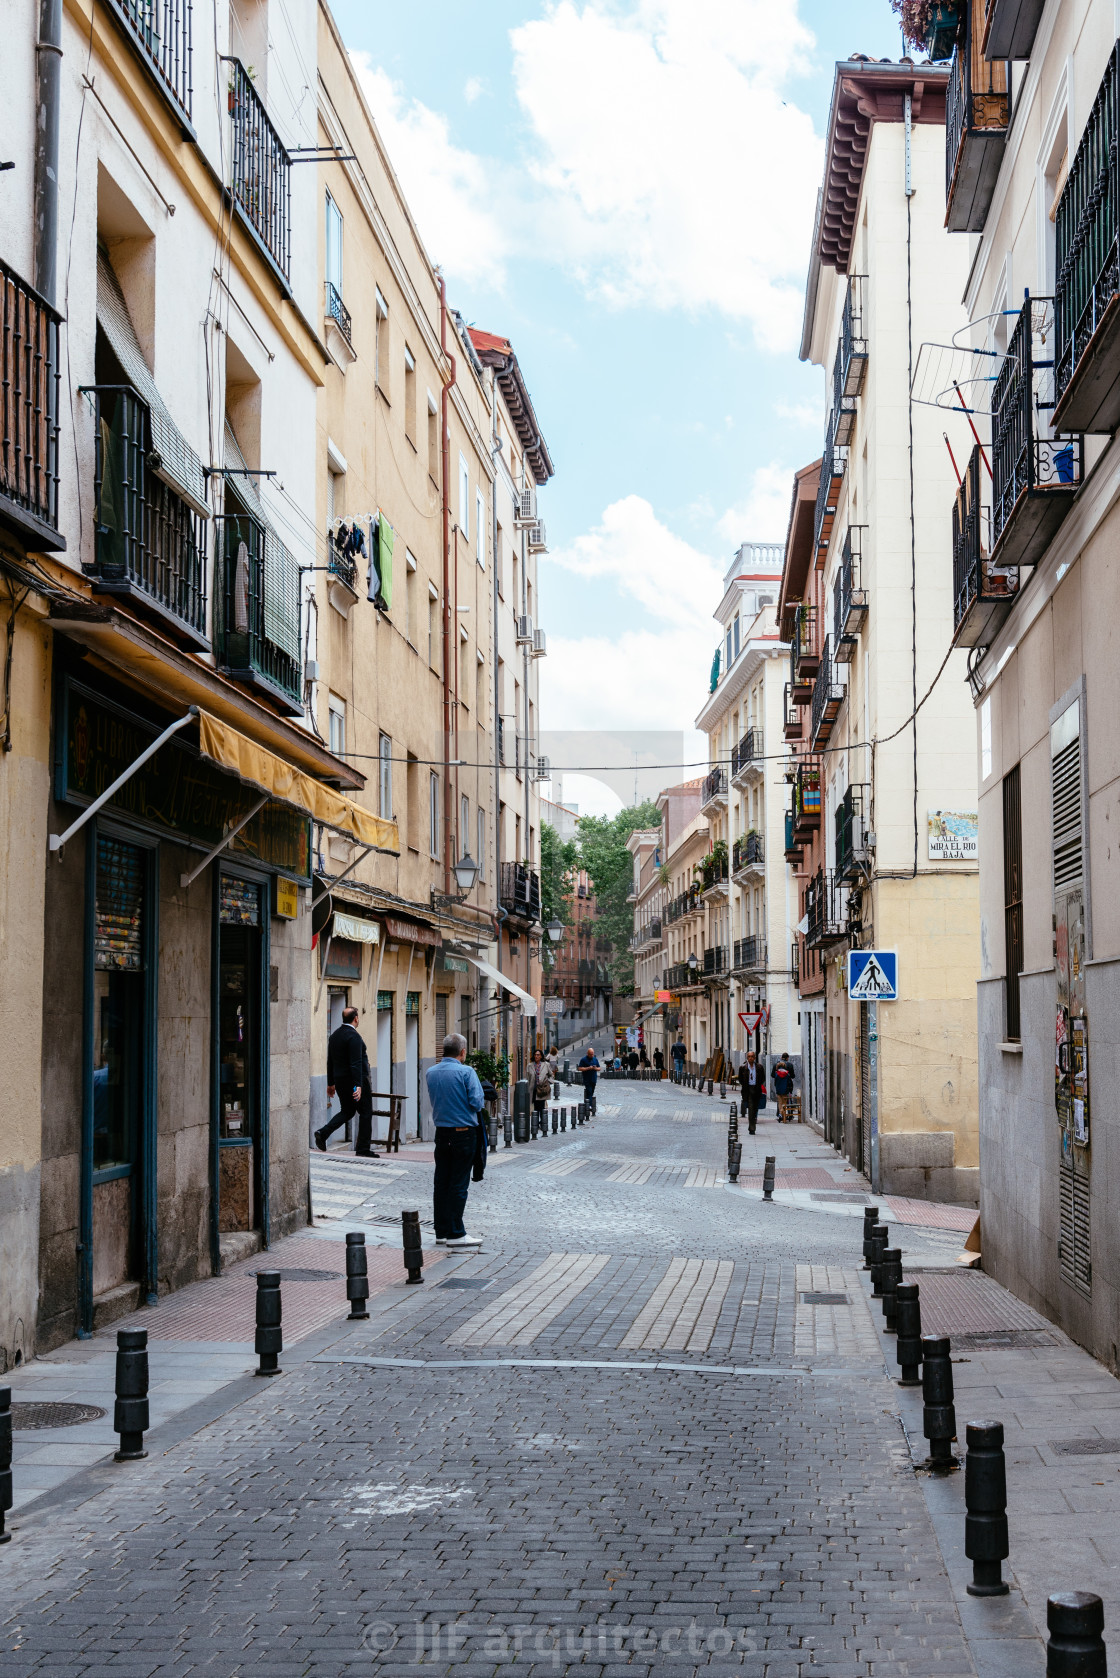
[6,1078,1113,1676]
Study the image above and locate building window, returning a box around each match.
[328,693,346,757]
[379,733,393,819]
[427,391,439,481]
[477,806,485,883]
[375,287,388,395]
[325,192,343,295]
[428,583,439,670]
[430,771,440,858]
[405,549,416,646]
[459,453,470,540]
[1002,764,1023,1042]
[404,346,416,446]
[476,487,485,566]
[461,794,470,862]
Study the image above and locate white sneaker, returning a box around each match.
[445,1234,483,1247]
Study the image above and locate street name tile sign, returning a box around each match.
[847,948,899,1001]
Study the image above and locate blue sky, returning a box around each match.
[331,0,905,806]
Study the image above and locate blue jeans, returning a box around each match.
[433,1127,476,1238]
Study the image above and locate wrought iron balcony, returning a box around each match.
[1054,41,1120,434]
[327,532,357,592]
[500,861,541,922]
[805,867,847,950]
[700,765,727,811]
[832,275,868,447]
[87,386,208,647]
[784,810,802,863]
[789,602,819,701]
[990,295,1082,568]
[792,759,821,838]
[952,443,1019,648]
[227,59,291,281]
[783,681,803,742]
[810,636,844,749]
[834,525,867,662]
[700,851,729,894]
[325,281,352,348]
[982,0,1045,62]
[107,0,193,124]
[731,726,763,781]
[702,945,729,978]
[814,414,848,559]
[0,261,63,551]
[835,783,870,880]
[945,4,1010,233]
[216,491,302,710]
[732,831,764,877]
[733,935,766,973]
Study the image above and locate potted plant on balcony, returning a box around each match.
[890,0,962,59]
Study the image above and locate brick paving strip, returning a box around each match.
[620,1257,734,1352]
[448,1251,611,1347]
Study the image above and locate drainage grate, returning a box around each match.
[1050,1438,1120,1457]
[437,1277,493,1290]
[11,1401,107,1430]
[252,1269,343,1283]
[951,1329,1064,1350]
[800,1292,850,1306]
[810,1191,870,1204]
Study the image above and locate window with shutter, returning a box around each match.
[1050,680,1092,1292]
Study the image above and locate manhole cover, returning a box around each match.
[953,1329,1064,1350]
[438,1277,492,1290]
[811,1191,870,1203]
[1049,1438,1120,1457]
[252,1269,343,1283]
[801,1292,850,1306]
[10,1401,106,1430]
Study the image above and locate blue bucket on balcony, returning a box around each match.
[1052,443,1075,484]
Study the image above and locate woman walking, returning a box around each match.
[529,1049,553,1134]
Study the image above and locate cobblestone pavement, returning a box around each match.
[1,1077,1094,1676]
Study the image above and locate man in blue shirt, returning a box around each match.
[577,1048,600,1115]
[426,1032,486,1247]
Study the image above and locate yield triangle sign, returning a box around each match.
[738,1010,763,1034]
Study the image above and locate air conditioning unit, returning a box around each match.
[516,485,536,525]
[516,614,534,645]
[527,520,547,552]
[532,628,547,658]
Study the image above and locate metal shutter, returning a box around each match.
[1059,1165,1092,1294]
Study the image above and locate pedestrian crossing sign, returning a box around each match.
[847,949,898,1001]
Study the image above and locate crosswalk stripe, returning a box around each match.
[449,1252,610,1347]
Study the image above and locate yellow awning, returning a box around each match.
[198,711,400,854]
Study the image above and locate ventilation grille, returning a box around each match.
[1059,1165,1091,1295]
[1053,735,1083,889]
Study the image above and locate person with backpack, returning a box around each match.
[529,1049,553,1131]
[772,1053,796,1122]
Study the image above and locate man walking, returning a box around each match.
[737,1049,766,1135]
[578,1045,600,1115]
[315,1006,378,1157]
[671,1037,687,1080]
[427,1033,486,1247]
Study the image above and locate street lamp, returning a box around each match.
[431,850,480,909]
[546,916,564,944]
[687,951,698,976]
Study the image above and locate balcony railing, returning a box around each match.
[664,960,703,991]
[810,635,844,749]
[835,784,870,880]
[216,491,302,710]
[701,765,727,808]
[227,59,291,280]
[731,726,763,778]
[834,525,867,662]
[700,852,729,893]
[784,810,802,862]
[832,275,868,446]
[952,443,1019,648]
[733,936,766,973]
[500,861,541,922]
[792,759,821,836]
[732,831,764,875]
[982,0,1045,60]
[630,917,662,951]
[783,681,802,742]
[789,602,819,700]
[703,946,728,978]
[327,532,357,592]
[945,1,1010,233]
[991,295,1082,567]
[805,867,847,949]
[813,414,848,559]
[88,386,208,647]
[1054,41,1120,433]
[0,260,63,549]
[107,0,193,123]
[325,281,352,348]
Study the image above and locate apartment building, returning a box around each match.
[656,780,708,1073]
[546,868,611,1048]
[694,544,798,1078]
[784,56,980,1201]
[628,827,665,1058]
[939,0,1120,1360]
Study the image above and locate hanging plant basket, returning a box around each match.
[891,0,963,59]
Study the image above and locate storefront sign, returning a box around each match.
[384,915,440,947]
[927,810,978,860]
[543,997,564,1015]
[273,877,300,919]
[440,953,469,973]
[654,989,672,1002]
[62,680,310,878]
[332,911,378,944]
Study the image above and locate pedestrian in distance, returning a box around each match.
[671,1036,687,1078]
[627,1048,640,1077]
[653,1047,664,1076]
[529,1048,552,1128]
[427,1032,487,1248]
[737,1049,766,1135]
[578,1046,600,1114]
[316,1006,379,1157]
[772,1053,795,1122]
[639,1047,650,1070]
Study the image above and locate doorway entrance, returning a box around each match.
[405,992,420,1140]
[215,874,267,1256]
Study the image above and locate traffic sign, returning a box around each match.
[847,949,898,1001]
[738,1010,764,1034]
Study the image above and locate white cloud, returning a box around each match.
[775,397,823,428]
[349,54,510,290]
[546,494,723,629]
[463,76,486,104]
[716,462,795,546]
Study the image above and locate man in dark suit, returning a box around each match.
[315,1006,379,1157]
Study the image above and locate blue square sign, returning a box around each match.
[847,949,898,1002]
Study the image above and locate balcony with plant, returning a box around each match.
[107,0,194,125]
[732,831,764,879]
[792,759,822,838]
[699,841,729,896]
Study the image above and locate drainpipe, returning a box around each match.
[439,275,457,899]
[490,386,503,1011]
[34,0,63,307]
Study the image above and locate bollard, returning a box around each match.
[513,1078,530,1143]
[551,1106,559,1134]
[579,1102,587,1124]
[728,1142,742,1183]
[254,1272,283,1377]
[880,1248,903,1333]
[720,1080,726,1100]
[862,1205,881,1269]
[1047,1593,1107,1678]
[762,1156,776,1201]
[869,1224,889,1296]
[0,1386,11,1544]
[895,1283,923,1386]
[921,1335,958,1471]
[346,1232,370,1320]
[707,1077,714,1095]
[402,1210,424,1284]
[503,1107,513,1148]
[964,1421,1009,1597]
[488,1110,500,1151]
[560,1105,567,1131]
[113,1327,150,1458]
[730,1101,738,1120]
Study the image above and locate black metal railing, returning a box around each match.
[992,295,1082,552]
[792,759,821,832]
[805,867,846,949]
[783,682,802,739]
[834,525,867,660]
[734,936,766,972]
[1055,42,1120,413]
[952,443,1016,640]
[1,260,62,540]
[89,386,207,640]
[497,715,506,765]
[325,281,352,347]
[327,533,357,590]
[700,853,729,892]
[945,23,1010,228]
[731,726,763,776]
[217,491,301,707]
[664,960,701,991]
[703,946,728,978]
[732,832,764,873]
[665,884,703,923]
[835,783,869,880]
[810,635,844,747]
[813,415,847,556]
[831,276,867,447]
[500,861,541,921]
[790,602,818,692]
[227,59,291,279]
[108,0,193,121]
[702,765,726,805]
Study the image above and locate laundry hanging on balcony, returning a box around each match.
[95,250,209,517]
[368,511,394,610]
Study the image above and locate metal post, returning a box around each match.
[964,1421,1010,1597]
[895,1282,923,1386]
[762,1156,776,1201]
[254,1272,283,1376]
[0,1386,11,1543]
[1046,1594,1107,1678]
[402,1210,424,1284]
[921,1336,958,1471]
[113,1328,150,1459]
[346,1232,370,1320]
[867,998,880,1193]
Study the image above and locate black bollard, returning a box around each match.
[921,1335,958,1470]
[720,1080,726,1100]
[880,1248,903,1332]
[346,1232,370,1320]
[707,1077,714,1095]
[1047,1593,1107,1678]
[862,1205,881,1269]
[730,1101,738,1120]
[0,1386,11,1544]
[488,1111,500,1151]
[964,1421,1009,1597]
[560,1105,567,1131]
[114,1327,150,1457]
[763,1156,776,1201]
[869,1224,889,1296]
[578,1103,585,1124]
[551,1106,559,1134]
[513,1078,530,1143]
[402,1210,424,1284]
[728,1142,742,1183]
[255,1272,283,1377]
[895,1283,923,1386]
